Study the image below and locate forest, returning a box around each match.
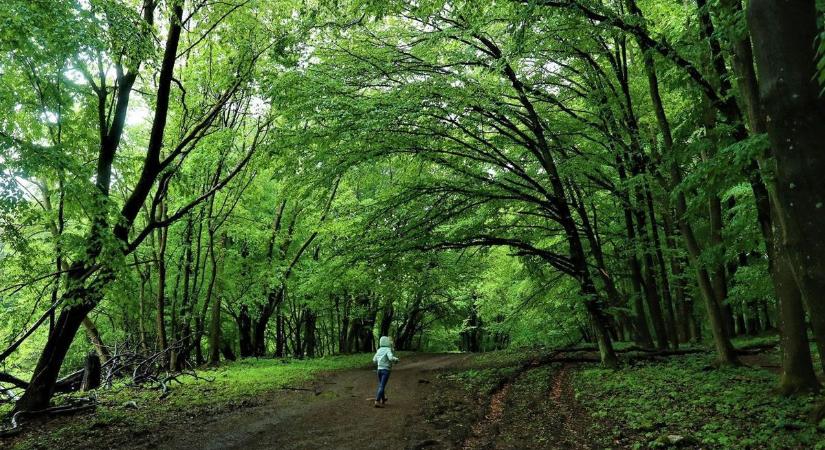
[1,0,825,448]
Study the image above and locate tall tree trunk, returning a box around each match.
[155,204,169,366]
[275,308,286,357]
[237,306,253,358]
[700,99,735,340]
[749,0,825,374]
[713,0,818,383]
[617,157,654,348]
[379,303,394,337]
[293,309,304,358]
[207,229,222,365]
[640,42,738,365]
[304,309,316,358]
[644,185,678,347]
[172,215,195,370]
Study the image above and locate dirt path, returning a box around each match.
[130,353,471,450]
[461,363,596,450]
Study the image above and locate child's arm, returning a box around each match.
[387,349,399,362]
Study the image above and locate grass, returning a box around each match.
[441,347,551,395]
[573,351,825,449]
[5,353,372,450]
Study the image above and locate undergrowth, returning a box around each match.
[574,352,825,449]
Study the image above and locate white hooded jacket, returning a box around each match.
[372,336,399,370]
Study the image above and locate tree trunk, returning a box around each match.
[207,230,222,365]
[645,186,678,348]
[172,215,195,370]
[640,41,738,365]
[275,309,286,357]
[81,317,110,364]
[293,310,304,358]
[750,0,825,374]
[137,264,150,353]
[304,309,316,358]
[777,251,820,394]
[80,351,101,392]
[155,206,169,366]
[617,157,654,348]
[238,306,253,358]
[379,303,394,337]
[715,0,816,380]
[16,282,97,411]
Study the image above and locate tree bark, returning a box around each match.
[639,39,738,365]
[275,309,286,357]
[304,309,316,358]
[155,204,169,366]
[238,306,253,358]
[749,0,825,374]
[777,248,820,394]
[80,352,101,392]
[15,282,97,411]
[207,229,222,365]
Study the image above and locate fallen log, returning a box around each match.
[1,367,96,397]
[54,369,84,393]
[735,342,778,354]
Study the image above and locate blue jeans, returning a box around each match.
[376,369,390,401]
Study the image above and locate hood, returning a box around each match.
[379,336,392,348]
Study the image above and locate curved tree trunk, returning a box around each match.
[15,280,97,411]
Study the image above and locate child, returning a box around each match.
[372,336,399,408]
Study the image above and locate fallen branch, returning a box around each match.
[0,398,96,438]
[0,373,28,390]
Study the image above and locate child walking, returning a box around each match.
[372,336,399,408]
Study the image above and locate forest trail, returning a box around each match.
[128,353,474,450]
[461,363,594,450]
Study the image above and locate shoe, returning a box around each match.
[382,397,388,405]
[374,400,382,408]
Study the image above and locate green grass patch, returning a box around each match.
[574,353,825,449]
[731,334,779,349]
